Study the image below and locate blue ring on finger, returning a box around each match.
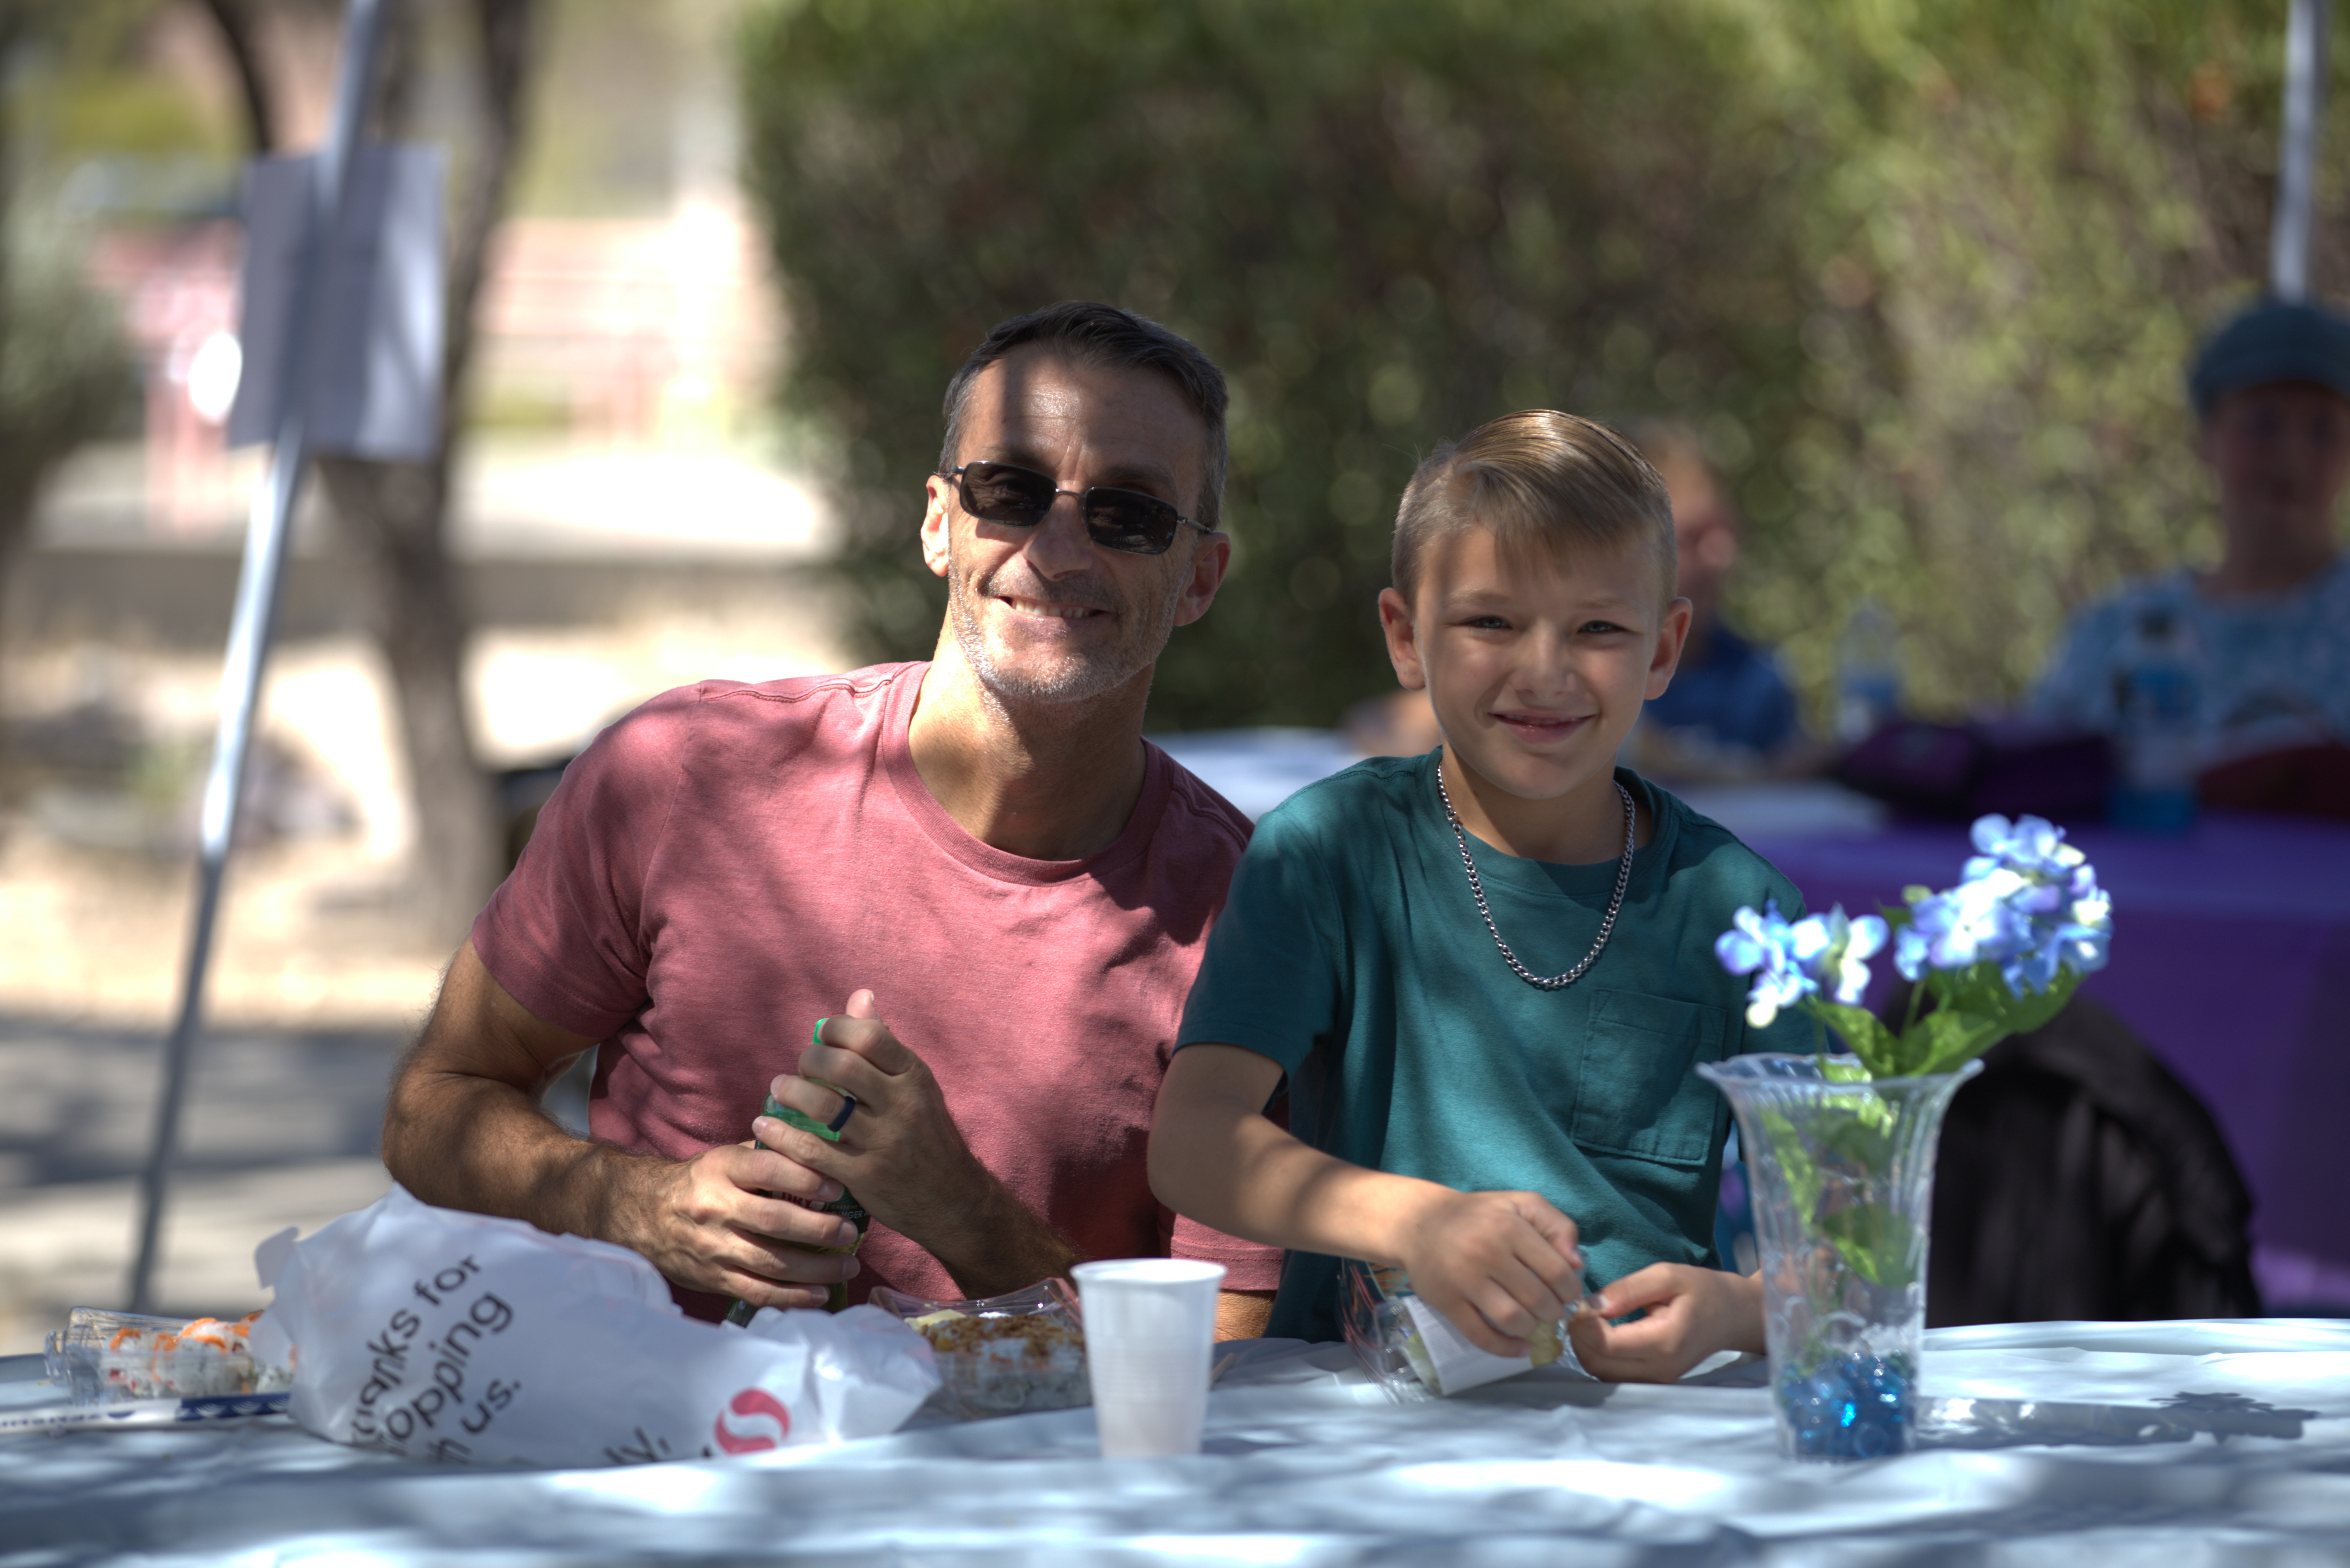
[826,1095,857,1134]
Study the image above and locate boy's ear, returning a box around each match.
[1647,596,1694,700]
[1377,588,1428,690]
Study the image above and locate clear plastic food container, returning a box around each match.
[1340,1260,1575,1400]
[43,1308,292,1405]
[868,1279,1089,1421]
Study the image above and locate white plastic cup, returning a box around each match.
[1071,1258,1226,1458]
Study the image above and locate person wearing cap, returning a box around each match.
[2033,297,2350,766]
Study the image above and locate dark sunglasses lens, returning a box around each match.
[957,463,1183,553]
[1084,489,1181,554]
[958,463,1056,523]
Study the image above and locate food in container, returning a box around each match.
[868,1279,1088,1420]
[44,1308,292,1405]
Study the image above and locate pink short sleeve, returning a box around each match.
[1167,1212,1285,1292]
[472,687,701,1039]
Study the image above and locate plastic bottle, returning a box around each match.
[2107,604,2201,834]
[724,1089,871,1322]
[1835,601,1903,741]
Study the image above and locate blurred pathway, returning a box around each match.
[0,1018,403,1353]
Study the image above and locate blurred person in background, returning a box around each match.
[1344,689,1442,757]
[2033,298,2350,816]
[1622,424,1803,778]
[380,302,1283,1335]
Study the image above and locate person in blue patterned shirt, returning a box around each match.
[2034,299,2350,768]
[1627,424,1801,765]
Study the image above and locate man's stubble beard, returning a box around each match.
[945,549,1187,708]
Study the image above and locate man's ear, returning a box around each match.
[920,475,954,579]
[1169,529,1234,628]
[1378,588,1428,691]
[1647,596,1695,700]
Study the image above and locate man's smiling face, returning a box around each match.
[922,348,1227,706]
[1382,524,1685,808]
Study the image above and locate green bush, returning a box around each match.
[0,233,132,565]
[741,0,2333,730]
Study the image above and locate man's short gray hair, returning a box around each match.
[939,301,1230,532]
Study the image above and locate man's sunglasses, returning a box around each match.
[939,461,1203,556]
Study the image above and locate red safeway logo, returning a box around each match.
[711,1387,792,1454]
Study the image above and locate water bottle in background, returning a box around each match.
[1835,601,1903,741]
[2108,605,2201,834]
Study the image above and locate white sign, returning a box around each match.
[228,144,445,461]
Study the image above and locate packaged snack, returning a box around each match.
[1340,1261,1572,1400]
[868,1279,1088,1421]
[44,1308,293,1405]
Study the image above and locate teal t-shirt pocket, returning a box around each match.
[1570,988,1728,1166]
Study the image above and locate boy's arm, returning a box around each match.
[1149,1043,1585,1358]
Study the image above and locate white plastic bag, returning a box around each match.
[252,1185,939,1466]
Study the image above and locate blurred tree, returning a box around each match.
[313,0,541,940]
[191,0,279,155]
[740,0,2338,731]
[1729,0,2326,715]
[741,0,1820,730]
[202,0,542,938]
[0,3,136,673]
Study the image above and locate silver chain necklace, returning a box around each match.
[1435,764,1636,991]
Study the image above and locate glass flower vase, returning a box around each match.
[1696,1053,1982,1460]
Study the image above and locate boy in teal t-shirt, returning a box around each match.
[1149,410,1808,1380]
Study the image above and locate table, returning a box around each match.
[5,1320,2348,1563]
[1743,807,2350,1303]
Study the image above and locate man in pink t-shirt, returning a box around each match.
[382,302,1283,1333]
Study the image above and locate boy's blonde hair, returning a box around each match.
[1390,410,1677,607]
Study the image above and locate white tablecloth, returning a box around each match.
[6,1320,2349,1565]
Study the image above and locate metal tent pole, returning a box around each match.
[2273,0,2332,302]
[126,0,390,1314]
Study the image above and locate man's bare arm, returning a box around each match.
[382,941,860,1310]
[1215,1289,1276,1341]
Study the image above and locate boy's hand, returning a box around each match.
[1566,1264,1765,1383]
[1397,1189,1584,1358]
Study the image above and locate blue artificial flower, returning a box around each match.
[1817,906,1891,1007]
[1894,815,2113,995]
[1964,814,2083,883]
[1893,873,2030,979]
[1716,901,1889,1027]
[1716,900,1815,1028]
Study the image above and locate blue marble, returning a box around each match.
[1778,1353,1915,1460]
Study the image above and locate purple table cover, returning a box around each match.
[1749,810,2350,1304]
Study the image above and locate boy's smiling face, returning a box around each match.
[1379,523,1689,848]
